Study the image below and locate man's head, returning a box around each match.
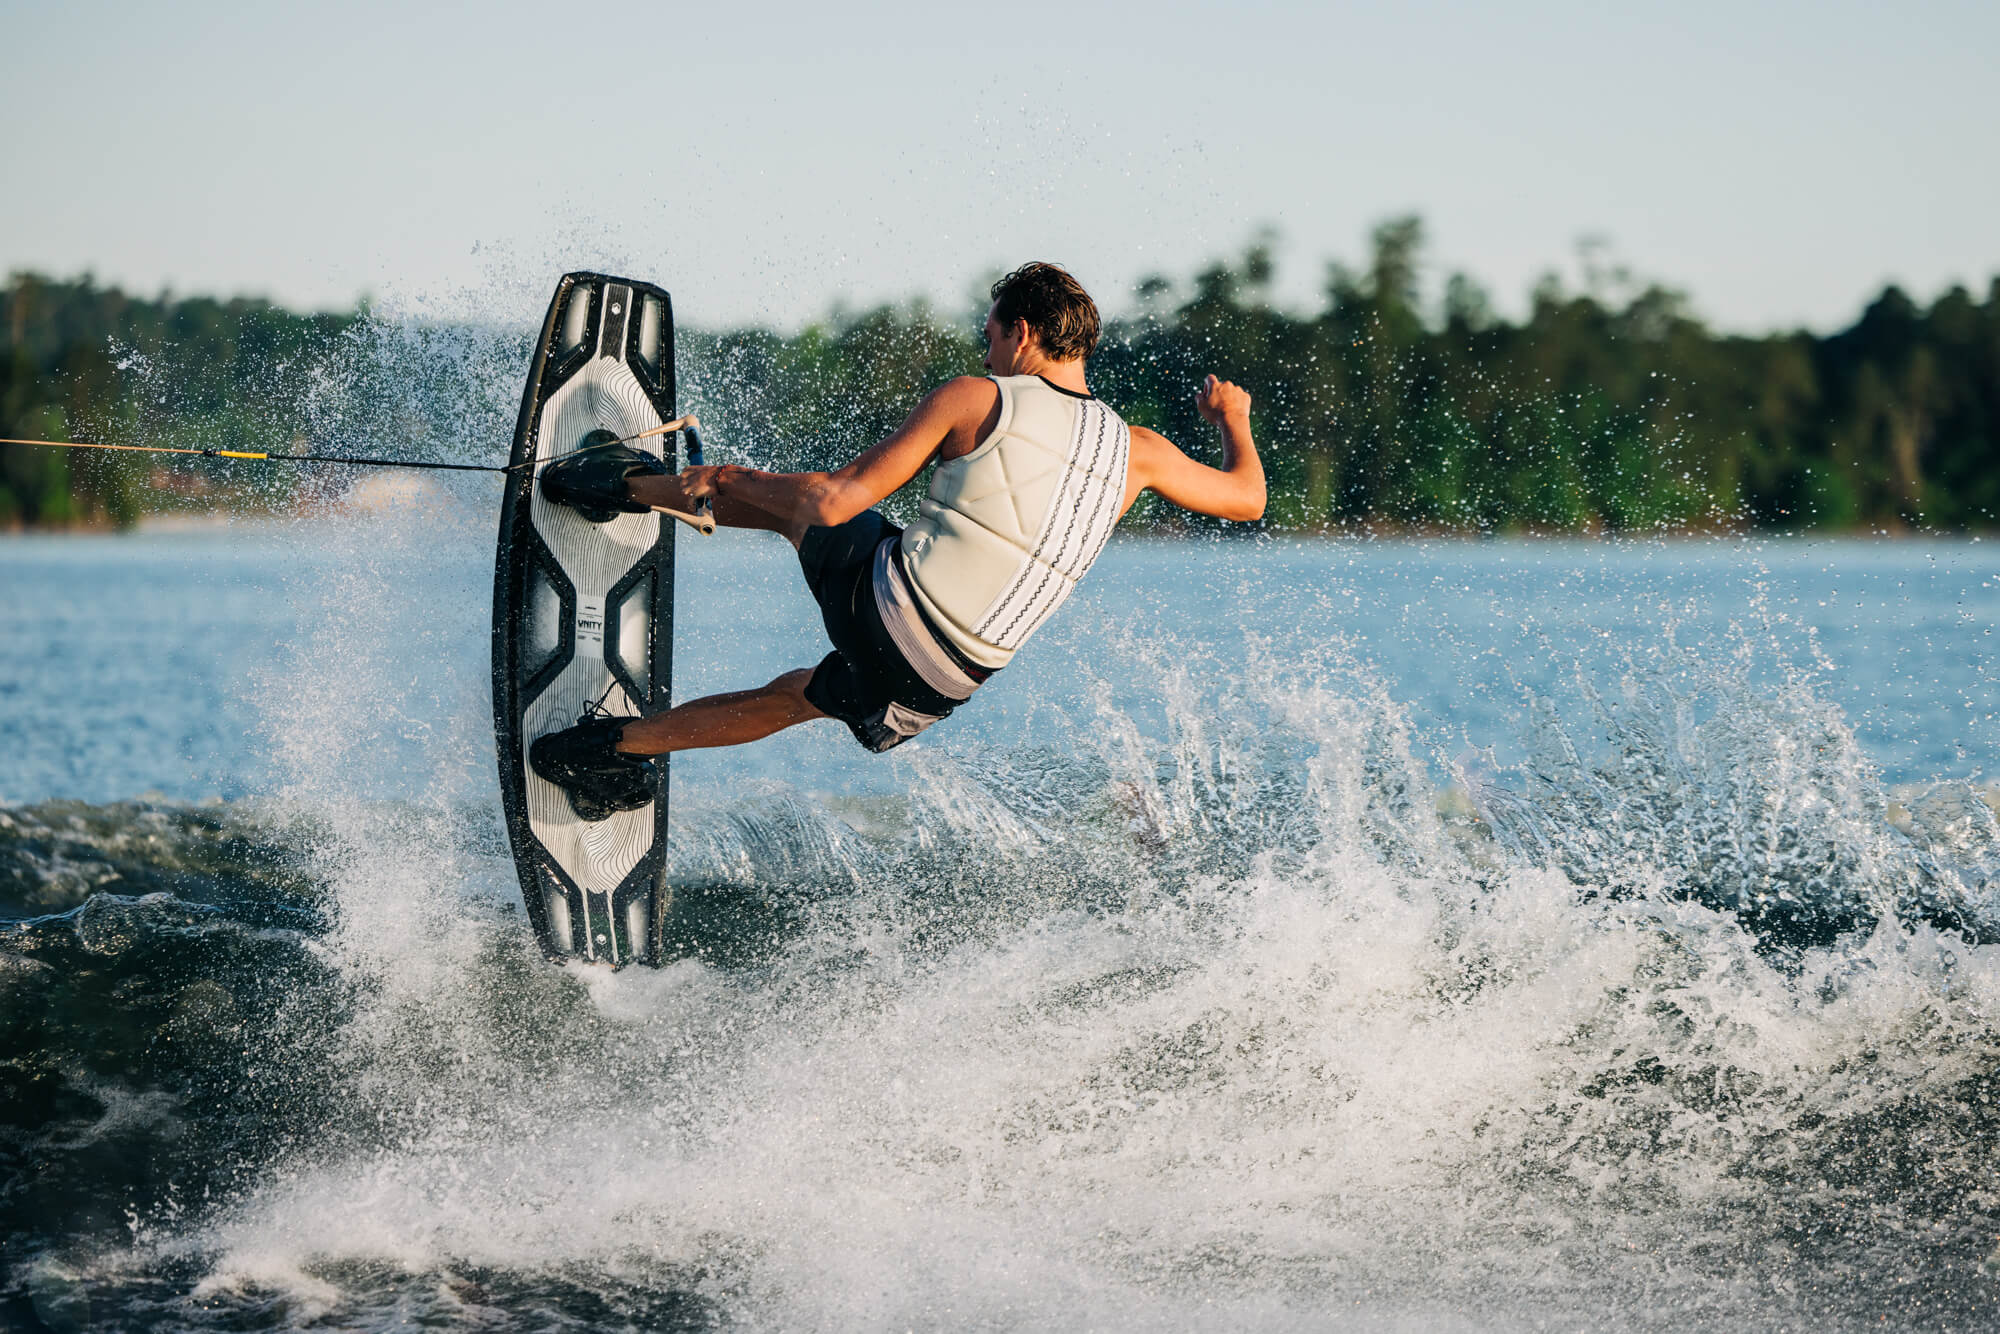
[984,262,1099,373]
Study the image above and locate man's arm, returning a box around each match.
[1126,375,1266,522]
[681,376,996,529]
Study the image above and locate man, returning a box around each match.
[531,261,1264,821]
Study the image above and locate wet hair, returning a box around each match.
[990,262,1100,362]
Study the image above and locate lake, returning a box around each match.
[4,514,1998,1331]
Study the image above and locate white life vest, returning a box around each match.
[899,374,1131,669]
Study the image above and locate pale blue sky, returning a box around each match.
[5,0,1996,332]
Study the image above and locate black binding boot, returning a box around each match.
[529,713,657,822]
[538,430,673,523]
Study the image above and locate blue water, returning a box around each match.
[3,524,1992,805]
[8,511,2000,1332]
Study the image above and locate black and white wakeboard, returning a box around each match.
[493,272,683,966]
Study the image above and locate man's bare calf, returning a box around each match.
[615,668,823,755]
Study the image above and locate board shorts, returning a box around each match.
[799,510,993,753]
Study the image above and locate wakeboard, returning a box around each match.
[493,272,684,966]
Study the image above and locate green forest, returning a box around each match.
[5,219,1997,533]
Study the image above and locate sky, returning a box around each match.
[5,0,1997,334]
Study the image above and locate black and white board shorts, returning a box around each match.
[799,510,991,753]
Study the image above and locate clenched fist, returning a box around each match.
[676,463,751,499]
[1196,374,1251,428]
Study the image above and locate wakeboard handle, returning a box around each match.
[648,415,716,536]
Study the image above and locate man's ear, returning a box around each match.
[1011,317,1035,349]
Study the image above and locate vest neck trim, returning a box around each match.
[1035,374,1093,400]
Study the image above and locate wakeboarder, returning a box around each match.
[530,262,1265,820]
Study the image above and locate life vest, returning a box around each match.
[898,375,1131,669]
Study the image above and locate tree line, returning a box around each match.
[5,221,1997,532]
[0,275,349,526]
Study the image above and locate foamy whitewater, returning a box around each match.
[4,303,1999,1331]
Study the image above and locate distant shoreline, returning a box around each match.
[9,252,1999,542]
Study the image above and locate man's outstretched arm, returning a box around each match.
[1127,375,1266,522]
[679,376,997,531]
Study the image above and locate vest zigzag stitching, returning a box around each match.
[989,402,1116,647]
[981,399,1122,642]
[1021,404,1125,646]
[1050,406,1127,624]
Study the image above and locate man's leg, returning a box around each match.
[530,669,824,820]
[628,474,811,548]
[539,440,813,547]
[616,668,823,755]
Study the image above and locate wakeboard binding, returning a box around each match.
[539,430,673,523]
[529,713,656,823]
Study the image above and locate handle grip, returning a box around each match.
[653,505,717,536]
[682,421,716,528]
[672,422,720,536]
